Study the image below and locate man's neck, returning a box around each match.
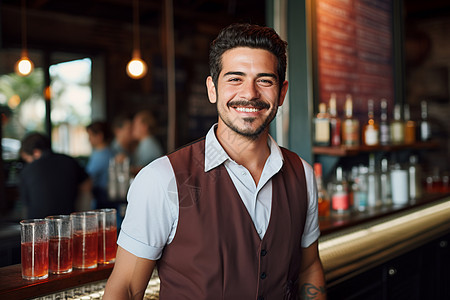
[215,124,270,186]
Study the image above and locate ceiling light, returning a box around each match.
[126,0,147,79]
[15,0,34,76]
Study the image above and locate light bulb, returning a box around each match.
[126,57,147,79]
[15,56,34,76]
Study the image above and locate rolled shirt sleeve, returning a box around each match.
[118,156,178,260]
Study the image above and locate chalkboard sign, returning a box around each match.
[313,0,394,116]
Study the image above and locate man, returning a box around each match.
[130,110,163,175]
[19,132,92,218]
[104,23,326,300]
[110,113,136,161]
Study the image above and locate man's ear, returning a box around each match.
[206,76,217,104]
[278,80,289,106]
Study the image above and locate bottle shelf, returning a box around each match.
[313,140,440,156]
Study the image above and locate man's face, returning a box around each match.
[132,115,145,140]
[206,47,288,139]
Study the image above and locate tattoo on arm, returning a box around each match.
[299,283,326,300]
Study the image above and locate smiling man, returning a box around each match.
[104,23,326,300]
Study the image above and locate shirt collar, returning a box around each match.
[204,124,284,173]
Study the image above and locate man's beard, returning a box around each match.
[217,99,278,140]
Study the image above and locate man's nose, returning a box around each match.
[239,81,260,100]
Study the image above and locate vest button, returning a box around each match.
[261,249,267,256]
[260,272,267,279]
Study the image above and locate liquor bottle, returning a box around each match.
[314,163,330,217]
[390,104,404,145]
[362,99,379,146]
[404,104,416,144]
[367,153,381,207]
[328,93,341,146]
[341,94,359,146]
[379,157,392,205]
[419,100,432,141]
[330,166,350,214]
[408,155,423,200]
[390,162,409,206]
[379,99,390,145]
[313,103,331,146]
[353,165,368,212]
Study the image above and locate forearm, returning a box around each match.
[103,247,155,300]
[298,241,327,300]
[298,259,326,300]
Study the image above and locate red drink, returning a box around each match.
[49,237,72,274]
[98,226,117,264]
[21,241,49,279]
[72,231,98,269]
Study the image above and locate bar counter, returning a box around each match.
[1,193,449,299]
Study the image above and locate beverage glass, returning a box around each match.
[96,208,117,264]
[46,215,72,274]
[20,219,49,280]
[71,211,98,269]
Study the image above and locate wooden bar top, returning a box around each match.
[0,263,113,300]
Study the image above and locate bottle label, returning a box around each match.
[343,120,359,145]
[364,127,379,145]
[332,193,349,210]
[391,123,404,143]
[315,120,330,143]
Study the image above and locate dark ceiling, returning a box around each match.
[0,0,265,55]
[1,0,449,58]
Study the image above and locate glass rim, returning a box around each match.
[20,219,47,225]
[70,211,98,217]
[92,208,117,213]
[45,215,71,220]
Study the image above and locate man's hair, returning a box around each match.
[20,132,52,156]
[136,110,157,134]
[112,113,133,130]
[209,23,288,88]
[87,121,112,142]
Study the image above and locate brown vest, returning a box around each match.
[159,138,307,300]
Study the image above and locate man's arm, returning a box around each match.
[299,240,326,300]
[103,246,156,300]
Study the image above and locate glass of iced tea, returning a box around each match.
[46,215,72,274]
[20,219,49,280]
[95,208,118,264]
[71,211,98,269]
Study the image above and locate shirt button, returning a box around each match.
[261,249,267,256]
[260,272,267,279]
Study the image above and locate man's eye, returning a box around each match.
[228,77,241,82]
[258,79,274,86]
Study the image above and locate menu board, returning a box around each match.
[315,0,394,115]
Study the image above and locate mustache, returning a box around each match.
[227,100,270,110]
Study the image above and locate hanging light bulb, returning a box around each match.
[126,0,147,79]
[126,49,147,79]
[15,0,34,76]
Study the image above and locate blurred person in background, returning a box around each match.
[19,132,91,218]
[110,113,137,164]
[86,121,114,208]
[131,110,163,175]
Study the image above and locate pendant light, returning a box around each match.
[126,0,147,79]
[15,0,34,76]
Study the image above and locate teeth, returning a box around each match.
[235,107,259,113]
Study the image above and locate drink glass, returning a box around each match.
[46,215,72,274]
[71,211,98,269]
[96,208,118,264]
[20,219,49,280]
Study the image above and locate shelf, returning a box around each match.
[313,140,440,156]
